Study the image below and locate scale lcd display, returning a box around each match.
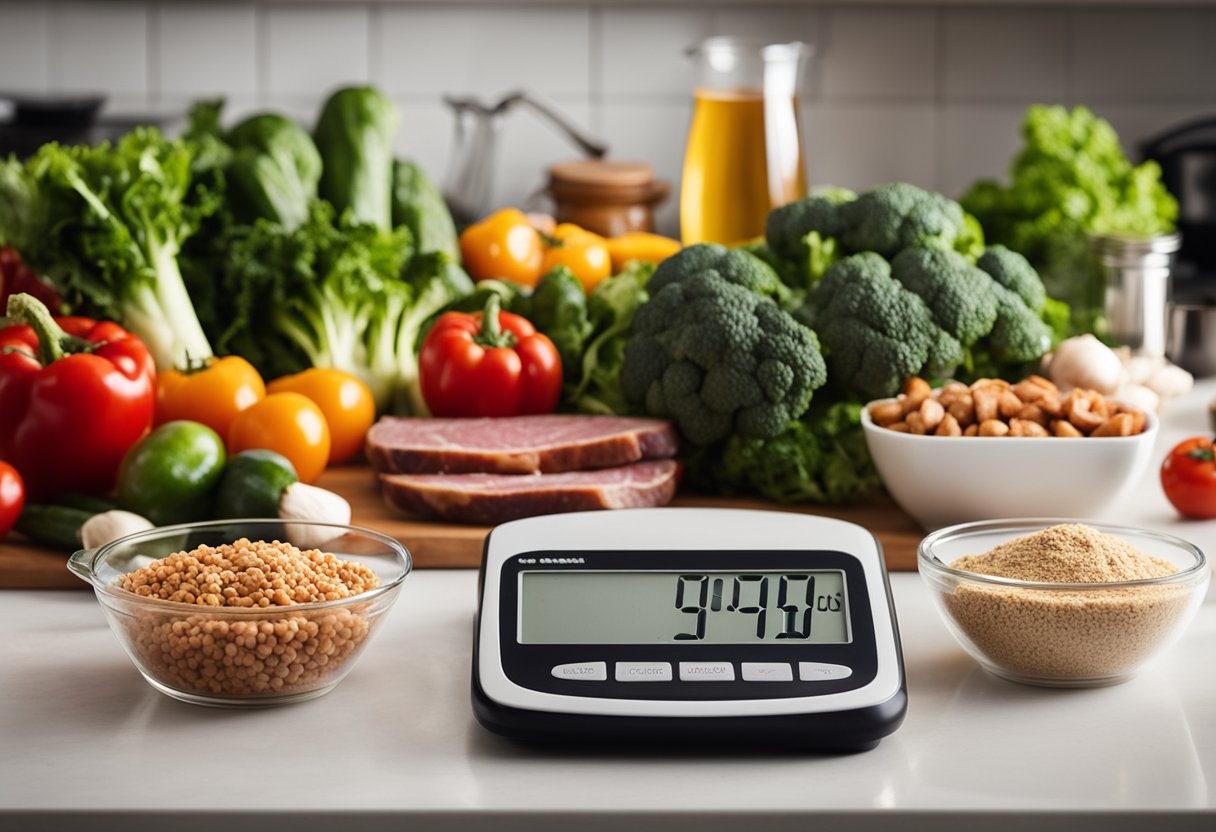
[519,570,850,645]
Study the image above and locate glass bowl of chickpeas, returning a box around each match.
[69,519,411,707]
[861,375,1159,530]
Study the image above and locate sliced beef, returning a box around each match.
[379,459,682,525]
[366,414,679,475]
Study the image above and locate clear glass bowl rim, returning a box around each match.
[72,517,413,615]
[918,517,1208,591]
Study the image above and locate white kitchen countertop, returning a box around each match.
[3,382,1216,832]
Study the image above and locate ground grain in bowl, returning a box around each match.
[117,539,381,697]
[944,524,1189,680]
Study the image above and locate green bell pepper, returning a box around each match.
[116,421,227,525]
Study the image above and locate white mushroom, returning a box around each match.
[1046,335,1125,395]
[1111,384,1160,414]
[80,511,154,550]
[279,483,353,549]
[1145,363,1194,401]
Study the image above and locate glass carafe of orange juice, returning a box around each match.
[680,38,809,246]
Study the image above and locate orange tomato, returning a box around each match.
[459,208,545,287]
[156,356,266,440]
[267,368,375,465]
[226,392,331,483]
[541,223,612,292]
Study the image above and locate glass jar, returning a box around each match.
[679,38,810,246]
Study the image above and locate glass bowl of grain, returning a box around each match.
[918,520,1209,687]
[68,519,411,707]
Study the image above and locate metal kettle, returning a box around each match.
[441,91,608,226]
[1142,116,1216,281]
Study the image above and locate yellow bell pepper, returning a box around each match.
[459,208,545,286]
[605,232,682,273]
[541,223,613,292]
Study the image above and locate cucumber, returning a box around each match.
[56,493,119,514]
[15,504,96,551]
[214,450,299,519]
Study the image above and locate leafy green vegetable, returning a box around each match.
[694,400,878,505]
[392,159,459,261]
[512,266,593,383]
[567,260,655,415]
[314,86,397,230]
[210,201,470,413]
[961,105,1178,331]
[224,113,322,231]
[0,128,218,369]
[619,244,827,446]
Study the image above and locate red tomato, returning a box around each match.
[1160,436,1216,519]
[0,461,24,538]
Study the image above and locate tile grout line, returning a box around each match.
[588,3,602,135]
[1063,6,1076,104]
[932,3,947,196]
[255,3,268,107]
[147,1,159,108]
[45,1,60,93]
[368,2,381,88]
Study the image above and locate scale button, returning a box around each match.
[679,662,736,682]
[615,662,672,682]
[741,662,794,682]
[551,662,607,681]
[799,662,853,681]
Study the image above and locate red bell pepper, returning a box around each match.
[419,295,562,418]
[0,246,62,315]
[0,293,156,502]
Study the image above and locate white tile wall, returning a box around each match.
[938,104,1028,197]
[0,3,50,93]
[158,4,257,100]
[378,5,591,98]
[1071,8,1213,101]
[50,2,149,107]
[942,8,1068,101]
[264,5,370,100]
[2,1,1216,227]
[806,102,937,192]
[599,6,711,99]
[817,7,936,100]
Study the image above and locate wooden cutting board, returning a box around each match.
[0,464,924,589]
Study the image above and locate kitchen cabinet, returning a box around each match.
[2,382,1216,831]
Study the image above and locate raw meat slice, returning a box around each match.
[366,414,679,475]
[379,459,682,525]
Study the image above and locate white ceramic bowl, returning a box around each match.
[861,404,1159,530]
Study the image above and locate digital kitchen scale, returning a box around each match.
[472,508,907,751]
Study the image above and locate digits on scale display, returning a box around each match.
[675,574,843,641]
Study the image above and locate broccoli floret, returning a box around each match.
[761,189,858,292]
[765,189,856,262]
[984,284,1054,366]
[841,183,974,259]
[620,262,826,446]
[890,247,999,347]
[800,253,962,400]
[976,244,1046,312]
[649,242,788,302]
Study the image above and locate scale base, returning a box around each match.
[471,674,907,753]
